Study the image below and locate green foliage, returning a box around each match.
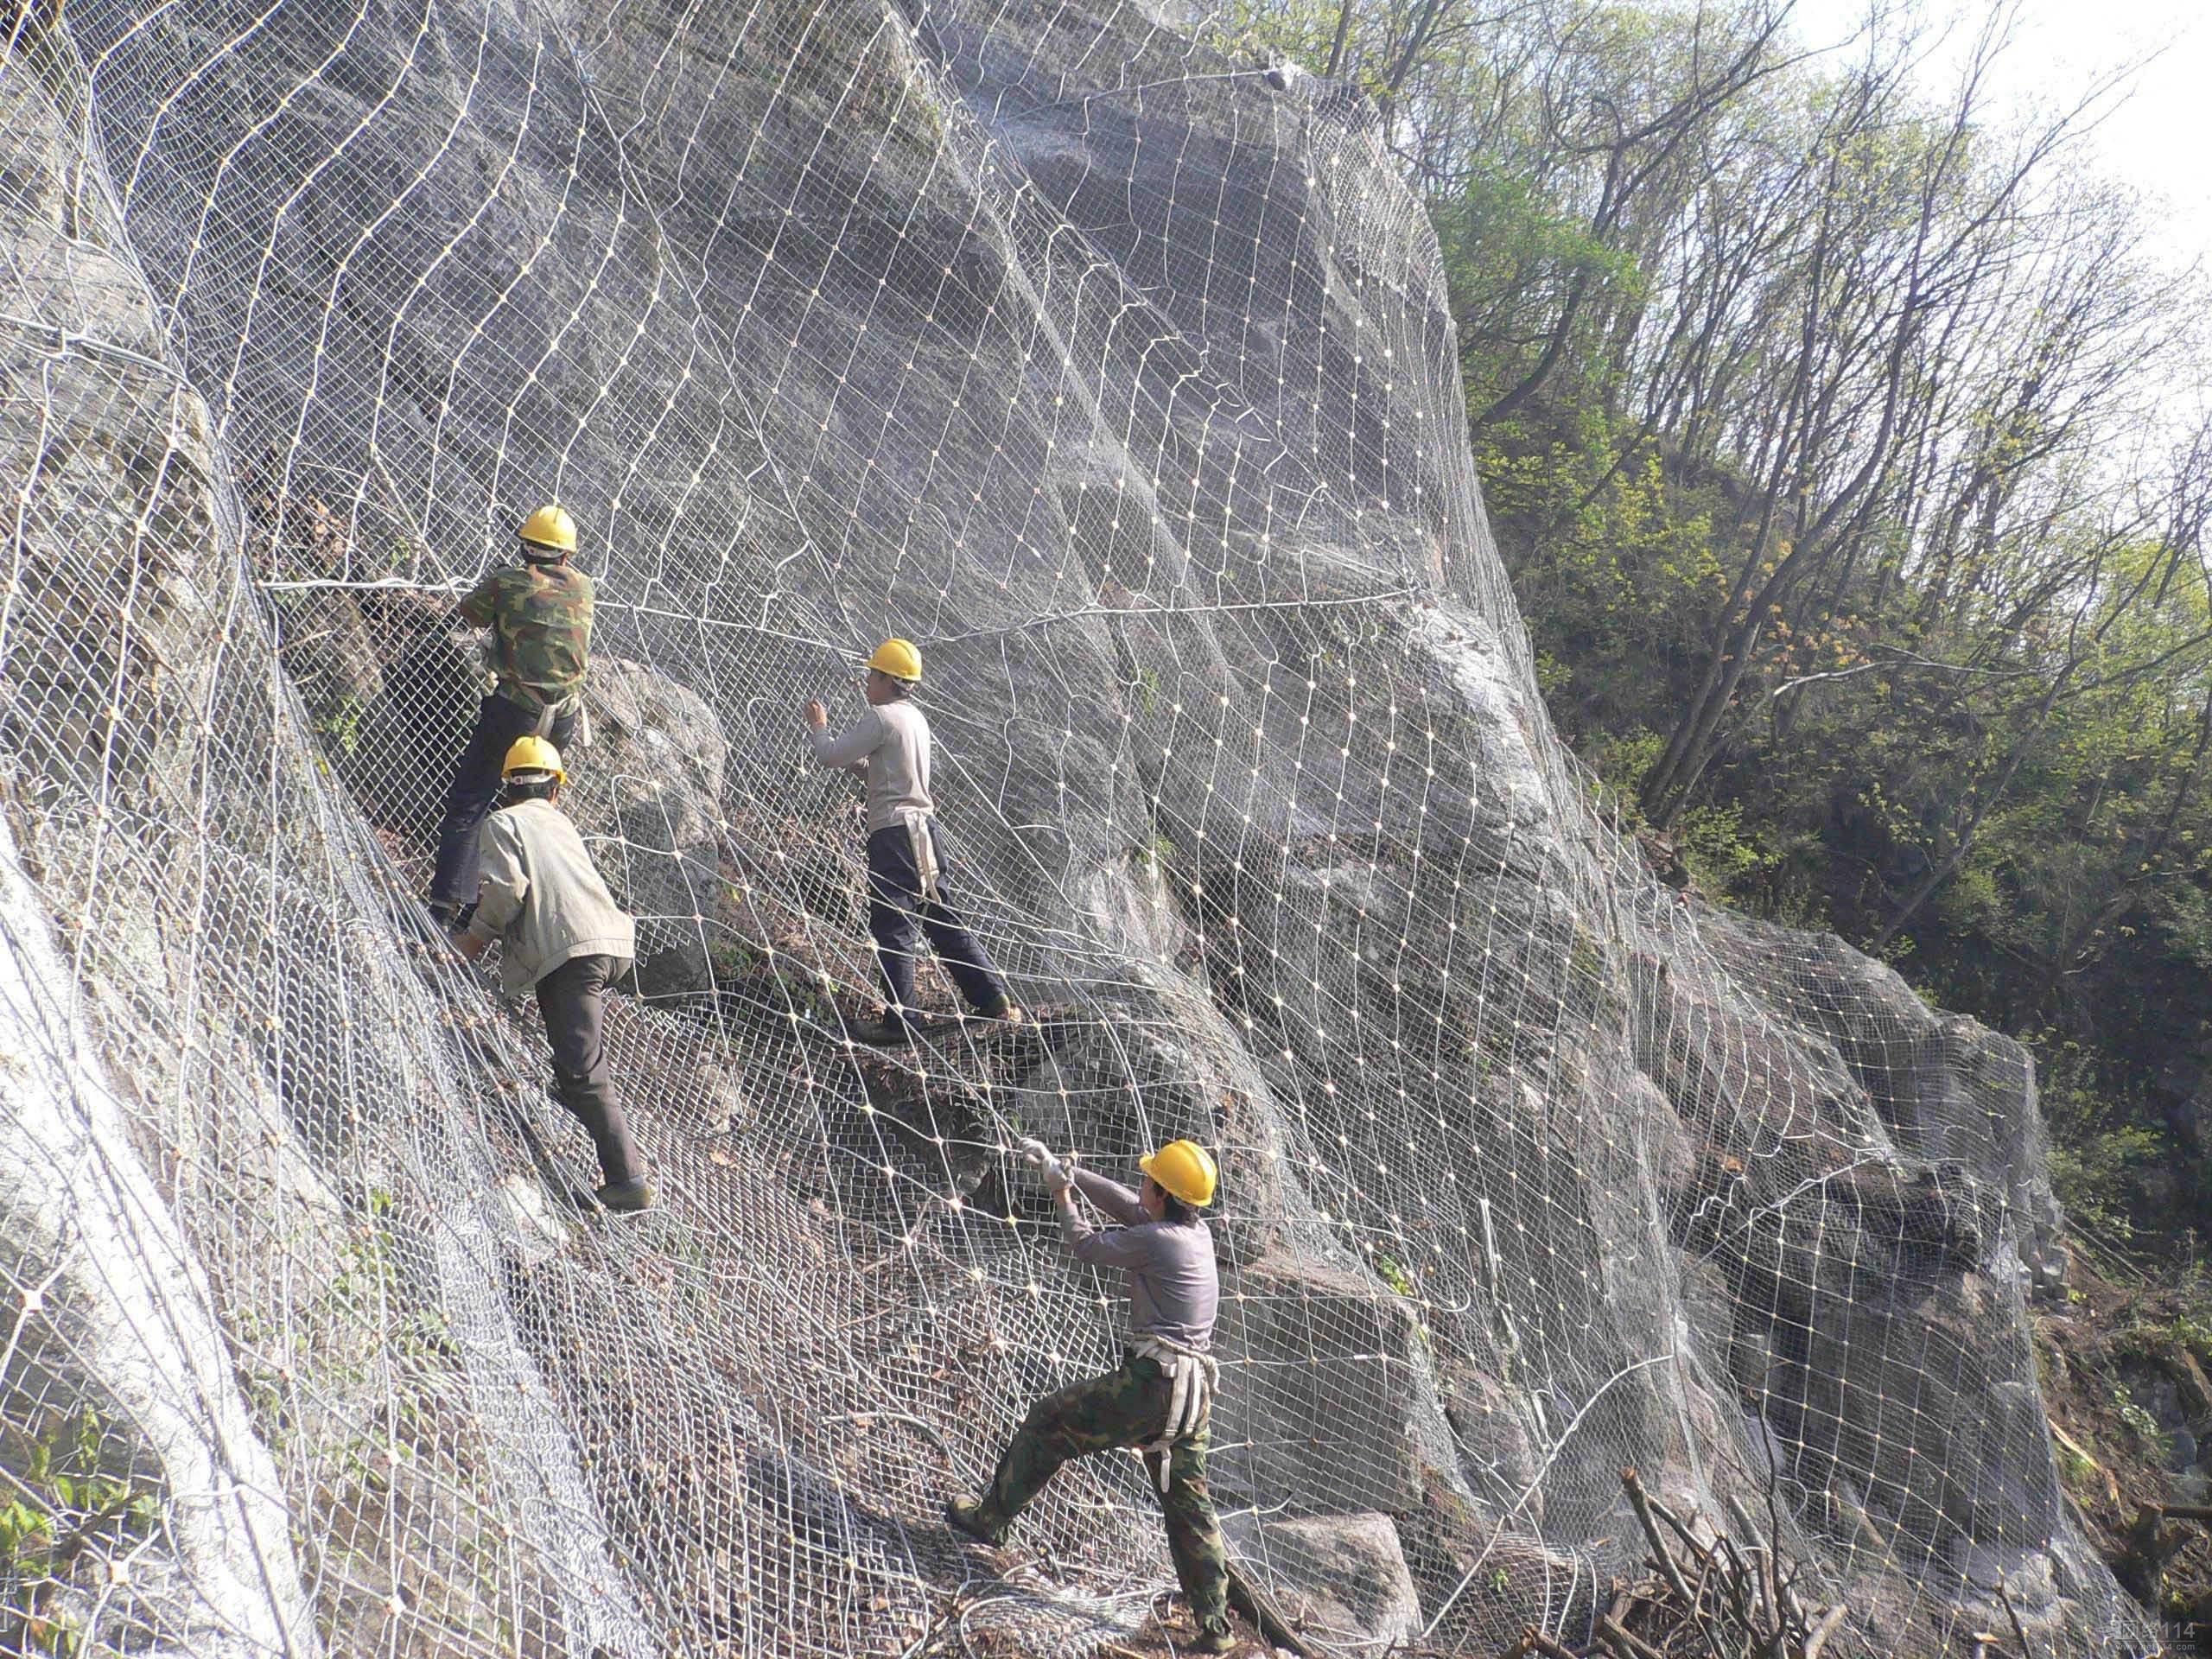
[2039,1047,2165,1242]
[1133,667,1162,721]
[0,1410,161,1653]
[1533,650,1572,701]
[1373,1250,1417,1298]
[2111,1380,2170,1459]
[1227,0,2212,1242]
[311,692,366,757]
[2054,1439,2100,1494]
[1582,728,1665,824]
[1674,802,1767,902]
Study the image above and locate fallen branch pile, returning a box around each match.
[1493,1468,1858,1659]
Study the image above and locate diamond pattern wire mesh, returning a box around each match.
[0,3,2158,1656]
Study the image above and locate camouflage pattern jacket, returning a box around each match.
[458,561,594,712]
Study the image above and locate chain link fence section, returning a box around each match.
[0,3,2155,1656]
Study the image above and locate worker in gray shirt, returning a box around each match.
[945,1139,1232,1655]
[800,637,1020,1044]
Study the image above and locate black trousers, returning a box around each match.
[429,694,575,907]
[536,954,642,1186]
[866,823,1008,1021]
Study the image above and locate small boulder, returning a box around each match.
[566,658,730,996]
[1211,1255,1459,1514]
[1225,1510,1421,1650]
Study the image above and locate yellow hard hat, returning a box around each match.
[501,734,568,785]
[1139,1140,1218,1208]
[517,503,577,558]
[864,638,923,683]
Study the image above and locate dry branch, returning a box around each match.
[1802,1605,1849,1659]
[1609,1468,1846,1659]
[1622,1468,1700,1613]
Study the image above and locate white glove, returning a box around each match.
[1015,1137,1073,1195]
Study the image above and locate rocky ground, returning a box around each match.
[2035,1249,2212,1649]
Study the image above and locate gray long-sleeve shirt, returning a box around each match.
[1058,1167,1218,1351]
[805,701,933,832]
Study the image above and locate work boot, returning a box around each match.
[594,1179,657,1213]
[972,1002,1024,1027]
[849,1012,918,1046]
[1188,1628,1236,1655]
[942,1496,1006,1547]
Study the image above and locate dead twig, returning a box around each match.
[1621,1468,1699,1612]
[1996,1574,2034,1659]
[1723,1494,1782,1637]
[1593,1613,1666,1659]
[1691,1548,1718,1633]
[1802,1602,1849,1659]
[1643,1483,1716,1567]
[1713,1534,1757,1634]
[1224,1557,1312,1658]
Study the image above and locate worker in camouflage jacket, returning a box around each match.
[945,1139,1231,1655]
[429,504,594,925]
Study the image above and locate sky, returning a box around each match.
[1785,0,2211,277]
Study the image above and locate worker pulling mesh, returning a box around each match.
[0,2,2149,1656]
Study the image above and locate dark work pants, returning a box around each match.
[429,694,575,907]
[535,954,642,1186]
[866,823,1008,1021]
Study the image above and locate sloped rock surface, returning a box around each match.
[1224,1510,1422,1650]
[0,5,2155,1659]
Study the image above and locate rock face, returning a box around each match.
[1225,1510,1424,1650]
[568,658,732,995]
[0,5,2152,1659]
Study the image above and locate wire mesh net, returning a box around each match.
[0,2,2158,1656]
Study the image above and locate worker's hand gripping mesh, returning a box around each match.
[0,4,2152,1656]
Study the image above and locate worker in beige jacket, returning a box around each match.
[454,735,653,1212]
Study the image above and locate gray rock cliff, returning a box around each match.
[0,4,2153,1656]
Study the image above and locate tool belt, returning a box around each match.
[1130,1334,1218,1491]
[899,807,942,906]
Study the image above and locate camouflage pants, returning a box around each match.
[976,1352,1229,1637]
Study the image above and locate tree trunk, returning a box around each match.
[1323,0,1357,80]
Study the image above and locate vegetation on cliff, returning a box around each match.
[1235,0,2212,1244]
[1230,0,2212,1624]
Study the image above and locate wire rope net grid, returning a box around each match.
[0,2,2169,1658]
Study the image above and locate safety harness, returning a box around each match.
[1130,1333,1219,1491]
[526,692,589,750]
[474,635,589,750]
